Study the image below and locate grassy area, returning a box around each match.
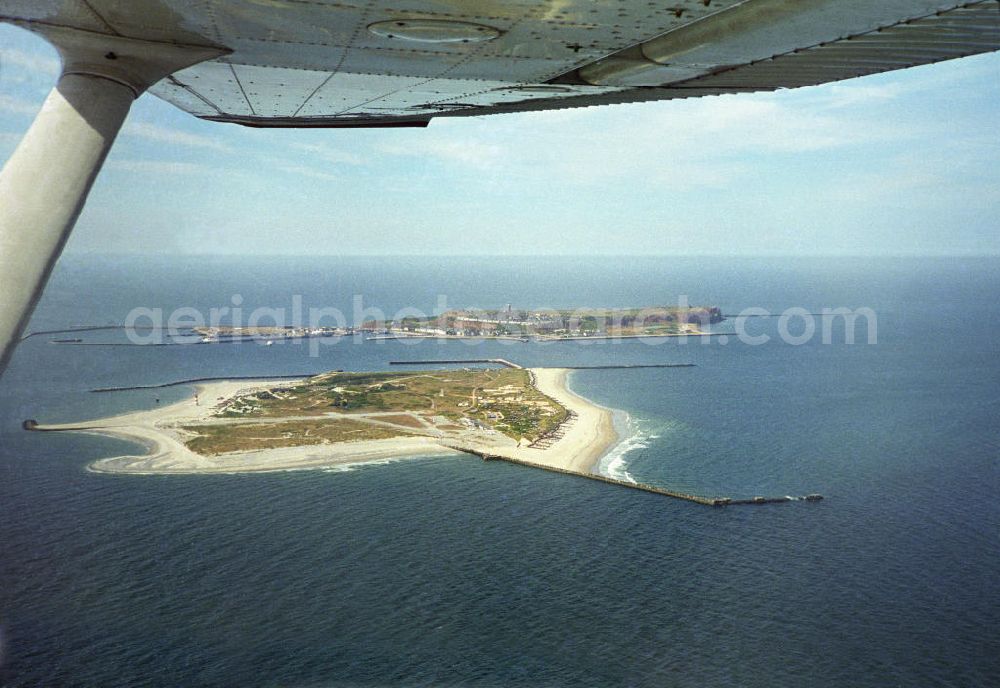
[212,368,567,442]
[181,419,408,455]
[374,414,426,429]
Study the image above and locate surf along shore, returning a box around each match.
[32,369,621,477]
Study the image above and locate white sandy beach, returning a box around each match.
[457,368,619,474]
[35,369,620,477]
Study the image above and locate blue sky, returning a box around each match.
[1,23,998,256]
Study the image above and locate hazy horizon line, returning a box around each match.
[62,251,1000,259]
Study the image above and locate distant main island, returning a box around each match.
[376,305,724,339]
[191,305,725,343]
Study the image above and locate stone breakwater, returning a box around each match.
[451,445,823,507]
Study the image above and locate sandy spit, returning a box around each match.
[35,370,621,476]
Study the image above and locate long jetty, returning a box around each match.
[562,364,695,370]
[389,358,525,369]
[388,359,695,370]
[446,445,822,508]
[89,373,322,393]
[721,313,827,318]
[21,325,142,340]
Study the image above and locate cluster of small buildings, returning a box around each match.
[476,385,558,421]
[214,388,293,416]
[216,395,261,416]
[196,326,348,343]
[356,305,723,339]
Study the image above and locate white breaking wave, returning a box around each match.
[321,454,448,473]
[322,458,400,473]
[597,412,652,484]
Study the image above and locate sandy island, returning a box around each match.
[35,369,620,477]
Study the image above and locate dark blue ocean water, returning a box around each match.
[1,256,997,687]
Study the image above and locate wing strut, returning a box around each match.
[0,24,225,375]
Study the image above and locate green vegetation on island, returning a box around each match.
[181,368,568,455]
[183,418,406,455]
[368,305,724,338]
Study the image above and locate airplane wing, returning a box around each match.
[3,1,998,128]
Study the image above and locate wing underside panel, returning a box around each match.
[1,0,997,127]
[668,2,1000,93]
